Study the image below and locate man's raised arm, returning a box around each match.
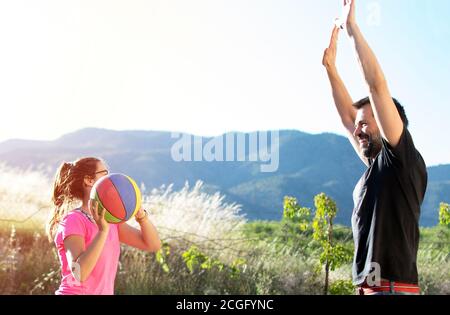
[344,0,404,147]
[323,25,368,166]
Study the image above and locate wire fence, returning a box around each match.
[0,207,448,248]
[0,207,48,224]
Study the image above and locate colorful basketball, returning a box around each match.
[90,173,142,224]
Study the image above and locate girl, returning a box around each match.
[46,157,161,295]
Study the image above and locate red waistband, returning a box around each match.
[359,281,420,295]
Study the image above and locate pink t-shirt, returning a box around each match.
[54,209,120,295]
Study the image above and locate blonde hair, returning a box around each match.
[45,157,101,242]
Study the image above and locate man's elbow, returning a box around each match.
[368,76,388,94]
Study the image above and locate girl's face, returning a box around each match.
[83,161,109,193]
[93,162,109,181]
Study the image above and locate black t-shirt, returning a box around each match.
[351,127,427,285]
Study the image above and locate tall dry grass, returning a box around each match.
[0,164,448,295]
[0,163,52,229]
[142,181,246,251]
[0,164,251,294]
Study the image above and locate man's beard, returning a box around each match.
[361,133,382,159]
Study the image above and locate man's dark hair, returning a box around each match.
[353,97,409,128]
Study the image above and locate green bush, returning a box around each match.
[329,280,356,295]
[439,203,450,227]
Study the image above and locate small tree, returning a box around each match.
[282,194,352,295]
[283,196,311,232]
[439,202,450,227]
[312,193,351,295]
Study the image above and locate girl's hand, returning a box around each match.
[134,207,147,222]
[89,199,109,232]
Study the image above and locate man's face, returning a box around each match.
[353,104,382,159]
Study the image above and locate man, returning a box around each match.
[322,0,428,295]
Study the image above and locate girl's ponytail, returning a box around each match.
[46,162,73,242]
[52,162,73,207]
[45,157,100,242]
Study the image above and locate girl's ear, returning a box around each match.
[83,175,95,188]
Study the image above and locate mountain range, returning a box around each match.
[0,128,448,226]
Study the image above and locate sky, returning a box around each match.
[0,0,449,166]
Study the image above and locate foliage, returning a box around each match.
[282,194,353,294]
[312,193,352,294]
[329,279,356,295]
[439,202,450,227]
[283,196,311,232]
[318,243,352,272]
[312,193,337,242]
[155,242,171,273]
[182,245,246,279]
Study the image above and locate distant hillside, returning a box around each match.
[0,128,448,226]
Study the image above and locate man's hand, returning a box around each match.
[344,0,357,36]
[335,1,356,35]
[322,26,340,72]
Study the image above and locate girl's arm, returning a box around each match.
[118,208,161,252]
[64,200,110,283]
[64,229,109,283]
